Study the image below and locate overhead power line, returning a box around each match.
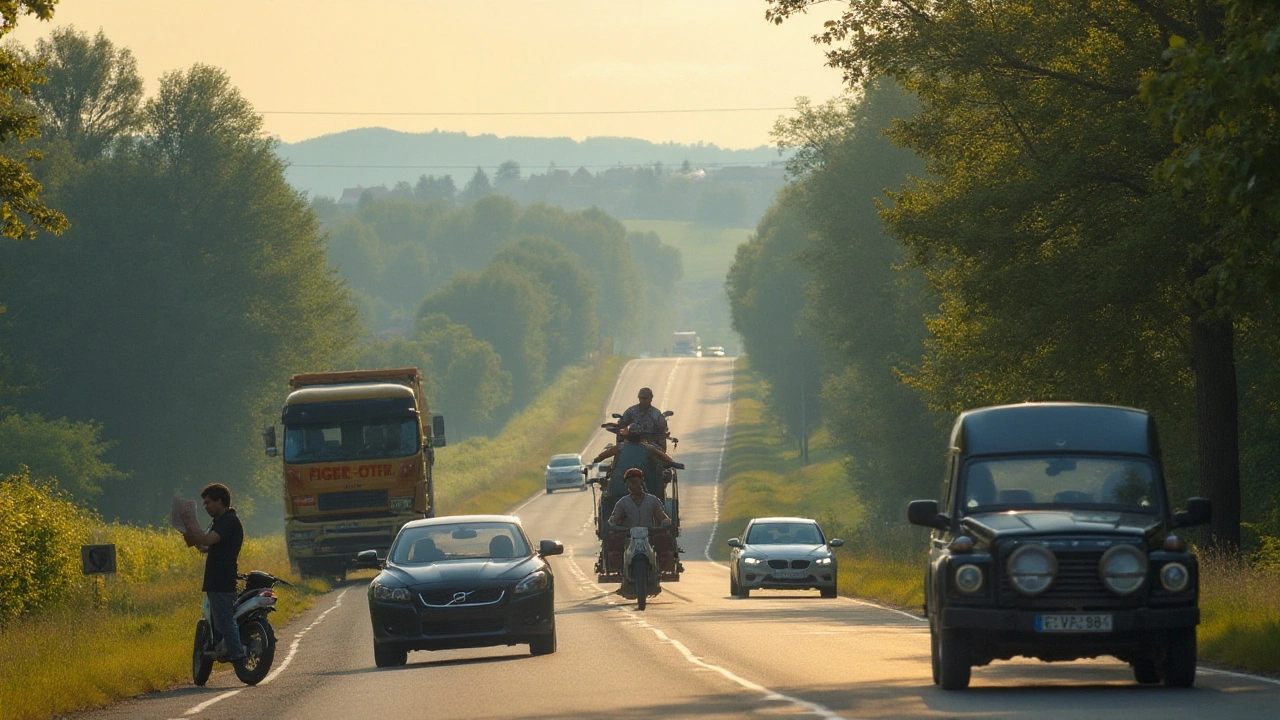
[286,160,786,170]
[260,106,794,117]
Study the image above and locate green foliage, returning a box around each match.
[0,0,68,240]
[491,236,598,371]
[20,26,144,161]
[0,468,91,623]
[0,413,127,502]
[0,60,358,525]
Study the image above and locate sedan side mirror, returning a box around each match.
[907,499,950,530]
[726,538,742,548]
[829,538,844,547]
[354,549,382,569]
[1172,497,1212,528]
[539,539,564,557]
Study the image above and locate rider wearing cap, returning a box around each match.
[608,468,671,530]
[619,387,668,449]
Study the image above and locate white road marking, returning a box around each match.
[703,360,735,563]
[176,587,350,717]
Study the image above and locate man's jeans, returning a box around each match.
[208,591,246,661]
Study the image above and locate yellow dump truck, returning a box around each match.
[264,368,445,579]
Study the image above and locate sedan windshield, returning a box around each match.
[746,522,824,545]
[391,522,530,564]
[549,456,581,468]
[962,456,1159,513]
[283,418,419,463]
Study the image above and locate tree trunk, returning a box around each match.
[1188,307,1240,552]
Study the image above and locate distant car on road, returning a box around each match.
[707,346,726,357]
[727,517,843,599]
[544,453,587,493]
[359,515,563,667]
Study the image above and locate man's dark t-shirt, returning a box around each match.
[203,508,244,592]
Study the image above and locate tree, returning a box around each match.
[414,174,456,203]
[417,314,511,437]
[21,26,143,161]
[0,0,68,240]
[459,166,493,204]
[0,412,127,502]
[766,0,1250,549]
[490,236,598,373]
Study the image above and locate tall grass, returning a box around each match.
[0,358,622,720]
[1199,548,1280,673]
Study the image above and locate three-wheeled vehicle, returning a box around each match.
[587,413,685,598]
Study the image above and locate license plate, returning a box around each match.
[1036,614,1113,632]
[771,569,805,579]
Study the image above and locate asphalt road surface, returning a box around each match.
[75,358,1280,719]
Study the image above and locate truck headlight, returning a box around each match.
[514,570,550,595]
[954,564,984,594]
[371,582,411,602]
[1100,545,1148,596]
[1159,562,1190,593]
[1007,544,1056,596]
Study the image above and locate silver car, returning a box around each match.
[544,453,587,493]
[727,517,843,598]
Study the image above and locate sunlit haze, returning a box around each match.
[9,0,848,148]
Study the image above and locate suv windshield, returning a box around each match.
[283,418,419,463]
[962,456,1158,513]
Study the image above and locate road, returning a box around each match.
[76,358,1280,719]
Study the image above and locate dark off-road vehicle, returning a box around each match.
[908,403,1212,690]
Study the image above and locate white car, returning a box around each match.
[727,517,843,598]
[544,454,587,493]
[707,346,727,357]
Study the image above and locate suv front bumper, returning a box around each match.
[942,605,1199,632]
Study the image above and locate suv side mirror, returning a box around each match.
[1172,497,1212,528]
[431,414,446,448]
[907,499,950,530]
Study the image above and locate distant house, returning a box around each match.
[337,185,389,207]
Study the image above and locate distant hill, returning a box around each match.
[276,128,787,199]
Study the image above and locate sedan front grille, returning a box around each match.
[419,588,505,607]
[421,618,505,636]
[767,559,811,569]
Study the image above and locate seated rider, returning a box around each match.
[618,387,668,450]
[608,469,672,530]
[592,424,676,467]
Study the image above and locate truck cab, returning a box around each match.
[907,402,1211,689]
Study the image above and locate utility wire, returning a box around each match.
[287,160,785,170]
[260,106,794,117]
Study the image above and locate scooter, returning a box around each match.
[621,526,662,611]
[192,570,289,686]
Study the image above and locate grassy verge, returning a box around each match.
[715,363,925,611]
[719,362,1280,675]
[0,357,624,720]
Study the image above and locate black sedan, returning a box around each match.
[358,515,563,667]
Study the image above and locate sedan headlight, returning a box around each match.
[1160,562,1190,593]
[371,581,411,602]
[1100,545,1148,596]
[514,570,550,595]
[741,556,762,565]
[1007,544,1056,596]
[814,557,833,566]
[954,564,984,594]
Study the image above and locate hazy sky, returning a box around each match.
[8,1,849,149]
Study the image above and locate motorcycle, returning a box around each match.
[621,526,663,611]
[192,570,289,686]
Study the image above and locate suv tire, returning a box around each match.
[936,626,972,690]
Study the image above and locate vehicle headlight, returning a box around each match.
[1007,544,1056,596]
[1160,562,1190,593]
[954,564,984,594]
[371,582,411,602]
[1100,544,1148,596]
[514,570,550,595]
[814,557,833,566]
[741,556,762,565]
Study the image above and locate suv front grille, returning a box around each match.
[998,546,1143,607]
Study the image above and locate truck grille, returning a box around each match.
[317,490,388,512]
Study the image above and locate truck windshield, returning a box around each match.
[962,456,1159,513]
[283,418,419,463]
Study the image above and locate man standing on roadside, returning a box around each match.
[184,482,246,667]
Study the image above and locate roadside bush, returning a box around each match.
[0,469,94,623]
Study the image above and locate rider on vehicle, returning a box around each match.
[619,387,668,449]
[609,469,671,529]
[183,483,247,669]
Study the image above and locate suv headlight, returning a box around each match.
[954,564,984,594]
[1007,544,1056,596]
[1100,545,1148,595]
[514,570,550,595]
[371,581,411,602]
[1160,562,1190,592]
